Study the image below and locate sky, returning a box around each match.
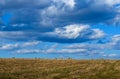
[0,0,120,59]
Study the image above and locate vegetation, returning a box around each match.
[0,58,120,79]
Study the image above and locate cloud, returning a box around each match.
[0,0,120,59]
[63,34,120,55]
[102,54,120,58]
[63,43,109,56]
[0,24,105,43]
[65,43,105,50]
[15,46,101,56]
[41,0,119,26]
[0,0,119,27]
[39,24,105,43]
[5,34,119,57]
[0,43,19,50]
[0,41,40,50]
[53,0,76,9]
[64,34,120,50]
[0,0,50,9]
[0,31,31,41]
[104,0,120,6]
[0,0,120,43]
[110,34,120,50]
[15,49,88,54]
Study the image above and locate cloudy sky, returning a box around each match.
[0,0,120,59]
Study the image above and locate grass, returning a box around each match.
[0,58,120,79]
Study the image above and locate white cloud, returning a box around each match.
[0,31,26,40]
[63,34,120,55]
[53,0,75,9]
[52,24,105,39]
[103,54,119,58]
[104,0,120,6]
[65,43,105,50]
[112,34,120,41]
[89,29,105,39]
[16,49,40,54]
[14,42,103,56]
[0,41,40,50]
[0,24,105,43]
[22,41,40,47]
[12,34,120,57]
[41,0,75,26]
[64,34,120,51]
[0,31,38,41]
[0,43,19,50]
[111,15,120,26]
[93,0,120,6]
[55,24,89,39]
[110,34,120,50]
[15,48,89,54]
[41,5,59,26]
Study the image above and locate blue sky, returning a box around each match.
[0,0,120,59]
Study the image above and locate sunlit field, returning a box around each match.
[0,58,120,79]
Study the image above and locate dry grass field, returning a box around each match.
[0,58,120,79]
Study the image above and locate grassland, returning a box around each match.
[0,58,120,79]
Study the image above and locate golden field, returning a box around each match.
[0,58,120,79]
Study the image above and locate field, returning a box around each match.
[0,58,120,79]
